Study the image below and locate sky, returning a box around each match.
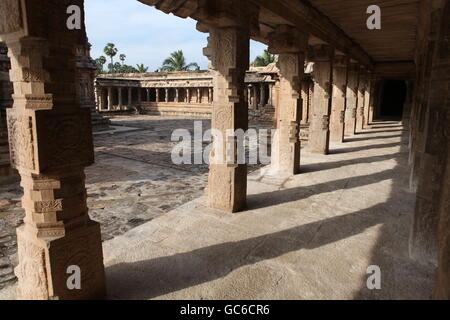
[85,0,267,71]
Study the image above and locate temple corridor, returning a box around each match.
[2,120,430,300]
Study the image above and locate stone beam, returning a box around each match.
[137,0,372,67]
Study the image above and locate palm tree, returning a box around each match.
[104,43,118,72]
[251,49,276,67]
[160,50,200,72]
[119,54,126,65]
[136,64,149,73]
[95,55,107,70]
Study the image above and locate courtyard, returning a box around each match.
[0,116,435,299]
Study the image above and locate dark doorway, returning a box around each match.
[378,80,406,120]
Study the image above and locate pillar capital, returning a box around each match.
[309,44,335,62]
[268,25,309,54]
[196,0,259,31]
[333,54,349,68]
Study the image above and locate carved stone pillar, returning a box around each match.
[197,88,201,103]
[94,86,100,111]
[107,87,113,111]
[186,88,190,103]
[300,80,309,124]
[363,75,373,128]
[208,88,213,104]
[309,45,334,154]
[155,88,159,102]
[355,68,367,133]
[268,83,274,107]
[330,55,349,143]
[409,4,447,272]
[252,85,258,109]
[201,1,257,212]
[128,88,132,106]
[165,88,169,102]
[259,83,266,108]
[146,88,150,102]
[269,25,308,175]
[175,88,179,103]
[118,87,123,109]
[344,62,359,136]
[0,0,105,300]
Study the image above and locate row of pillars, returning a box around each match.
[2,0,447,300]
[96,86,213,111]
[245,83,273,110]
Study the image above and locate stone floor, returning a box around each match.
[0,115,266,290]
[0,119,436,299]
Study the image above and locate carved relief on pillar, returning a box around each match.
[268,25,308,175]
[2,0,105,300]
[199,0,258,212]
[308,44,335,154]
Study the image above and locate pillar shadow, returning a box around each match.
[329,142,400,154]
[344,135,402,143]
[106,202,385,299]
[299,153,399,173]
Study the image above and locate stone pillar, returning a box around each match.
[156,88,159,102]
[344,62,359,136]
[268,83,274,106]
[201,1,257,212]
[118,87,123,109]
[330,55,349,143]
[146,88,150,102]
[300,80,309,124]
[107,87,113,111]
[409,4,447,271]
[186,88,190,103]
[165,88,169,102]
[175,88,179,103]
[94,86,100,111]
[247,86,252,106]
[363,76,372,128]
[401,80,414,129]
[309,45,335,154]
[259,83,266,108]
[197,88,201,103]
[269,25,308,175]
[128,88,132,106]
[208,88,213,104]
[0,0,105,300]
[252,85,258,109]
[355,68,367,133]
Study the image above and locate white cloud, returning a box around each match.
[85,0,267,71]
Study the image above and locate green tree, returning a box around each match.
[251,49,276,67]
[136,64,149,73]
[119,54,126,65]
[95,55,107,74]
[104,43,118,72]
[160,50,200,72]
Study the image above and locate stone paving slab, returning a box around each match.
[0,121,435,300]
[99,122,433,300]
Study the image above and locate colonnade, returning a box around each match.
[0,0,448,300]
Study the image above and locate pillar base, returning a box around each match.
[15,221,106,300]
[208,164,247,213]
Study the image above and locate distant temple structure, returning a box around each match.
[94,63,315,126]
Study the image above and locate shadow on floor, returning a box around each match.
[105,122,434,300]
